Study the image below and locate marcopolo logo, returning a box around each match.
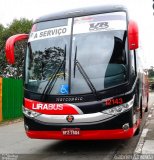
[56,97,84,102]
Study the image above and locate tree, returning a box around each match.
[0,24,5,50]
[148,66,154,78]
[0,24,9,76]
[0,18,33,78]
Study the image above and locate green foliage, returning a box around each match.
[7,18,32,35]
[0,18,33,78]
[0,24,5,51]
[148,66,154,78]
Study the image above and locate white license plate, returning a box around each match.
[61,128,80,136]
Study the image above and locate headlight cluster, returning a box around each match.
[23,107,41,118]
[102,96,135,115]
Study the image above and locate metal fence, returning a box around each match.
[2,78,23,120]
[0,78,2,121]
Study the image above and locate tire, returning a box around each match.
[134,98,142,136]
[145,106,148,112]
[140,98,142,119]
[145,97,148,112]
[134,126,140,136]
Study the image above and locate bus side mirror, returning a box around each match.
[5,34,29,64]
[128,20,139,50]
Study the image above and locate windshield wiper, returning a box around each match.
[74,46,77,78]
[74,46,101,100]
[41,45,66,101]
[63,45,66,80]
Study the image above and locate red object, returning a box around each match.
[24,98,81,115]
[5,34,28,64]
[128,20,139,50]
[105,98,123,106]
[26,120,140,140]
[31,24,36,32]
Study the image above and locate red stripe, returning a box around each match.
[26,119,141,140]
[24,98,79,115]
[26,128,134,140]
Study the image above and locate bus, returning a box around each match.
[5,4,149,140]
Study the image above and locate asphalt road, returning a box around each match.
[0,93,153,160]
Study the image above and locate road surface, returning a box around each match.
[0,93,154,160]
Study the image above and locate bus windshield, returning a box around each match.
[25,11,128,95]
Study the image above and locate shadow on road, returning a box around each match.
[19,138,140,160]
[40,138,135,154]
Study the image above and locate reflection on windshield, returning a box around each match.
[25,37,70,95]
[29,46,65,80]
[41,45,66,100]
[25,12,128,95]
[74,46,100,99]
[70,30,127,94]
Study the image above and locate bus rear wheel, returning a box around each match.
[145,97,149,112]
[145,106,148,112]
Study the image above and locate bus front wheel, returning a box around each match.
[134,126,140,136]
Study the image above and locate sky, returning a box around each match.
[0,0,154,68]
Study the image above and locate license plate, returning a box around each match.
[61,128,80,136]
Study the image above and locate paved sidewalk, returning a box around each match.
[135,104,154,156]
[142,106,154,154]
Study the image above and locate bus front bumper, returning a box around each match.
[26,124,139,140]
[24,105,140,140]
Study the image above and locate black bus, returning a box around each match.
[5,4,149,139]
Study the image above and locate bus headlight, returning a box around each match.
[102,96,135,115]
[108,108,115,114]
[23,107,41,118]
[116,106,123,112]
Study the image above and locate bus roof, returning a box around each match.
[34,4,128,24]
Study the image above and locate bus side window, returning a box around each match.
[130,50,136,77]
[109,36,125,64]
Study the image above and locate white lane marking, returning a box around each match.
[148,114,152,118]
[141,128,149,138]
[134,128,149,154]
